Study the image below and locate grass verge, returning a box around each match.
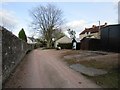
[62,50,119,88]
[84,70,119,88]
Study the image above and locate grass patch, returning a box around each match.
[62,50,119,88]
[84,70,119,88]
[78,60,118,71]
[64,58,119,88]
[79,60,119,88]
[61,50,80,57]
[64,58,77,65]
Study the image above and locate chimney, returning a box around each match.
[98,21,100,30]
[92,25,96,28]
[104,22,107,26]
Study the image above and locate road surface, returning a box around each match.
[4,49,101,88]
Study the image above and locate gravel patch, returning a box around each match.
[63,51,107,60]
[70,64,107,76]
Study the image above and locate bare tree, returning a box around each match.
[30,4,64,48]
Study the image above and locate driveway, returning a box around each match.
[4,49,101,88]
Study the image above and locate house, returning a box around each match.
[79,23,107,40]
[54,35,81,49]
[27,37,37,44]
[54,35,72,48]
[80,23,107,50]
[80,24,120,52]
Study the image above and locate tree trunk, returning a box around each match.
[47,42,50,48]
[47,39,52,48]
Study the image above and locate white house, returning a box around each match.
[27,37,37,44]
[79,23,107,40]
[54,35,72,48]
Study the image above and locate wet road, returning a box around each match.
[4,49,101,88]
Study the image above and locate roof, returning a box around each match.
[55,35,72,43]
[27,37,37,44]
[80,25,107,35]
[28,37,35,41]
[81,37,100,41]
[101,24,120,28]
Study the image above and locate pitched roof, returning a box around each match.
[55,35,72,43]
[28,37,36,41]
[80,25,107,35]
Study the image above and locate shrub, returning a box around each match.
[59,43,72,49]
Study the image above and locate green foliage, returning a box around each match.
[86,71,119,88]
[18,28,27,42]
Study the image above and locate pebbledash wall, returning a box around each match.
[1,27,34,83]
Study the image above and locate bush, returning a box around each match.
[59,43,72,49]
[58,43,80,50]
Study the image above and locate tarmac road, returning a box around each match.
[4,49,101,88]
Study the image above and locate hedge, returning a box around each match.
[59,43,72,49]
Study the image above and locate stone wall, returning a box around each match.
[1,27,33,83]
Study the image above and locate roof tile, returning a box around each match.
[80,25,106,35]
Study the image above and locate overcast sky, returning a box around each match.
[0,0,119,38]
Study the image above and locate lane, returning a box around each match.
[4,49,101,88]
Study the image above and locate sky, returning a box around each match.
[0,1,119,38]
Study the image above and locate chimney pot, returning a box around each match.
[104,22,107,26]
[92,25,96,28]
